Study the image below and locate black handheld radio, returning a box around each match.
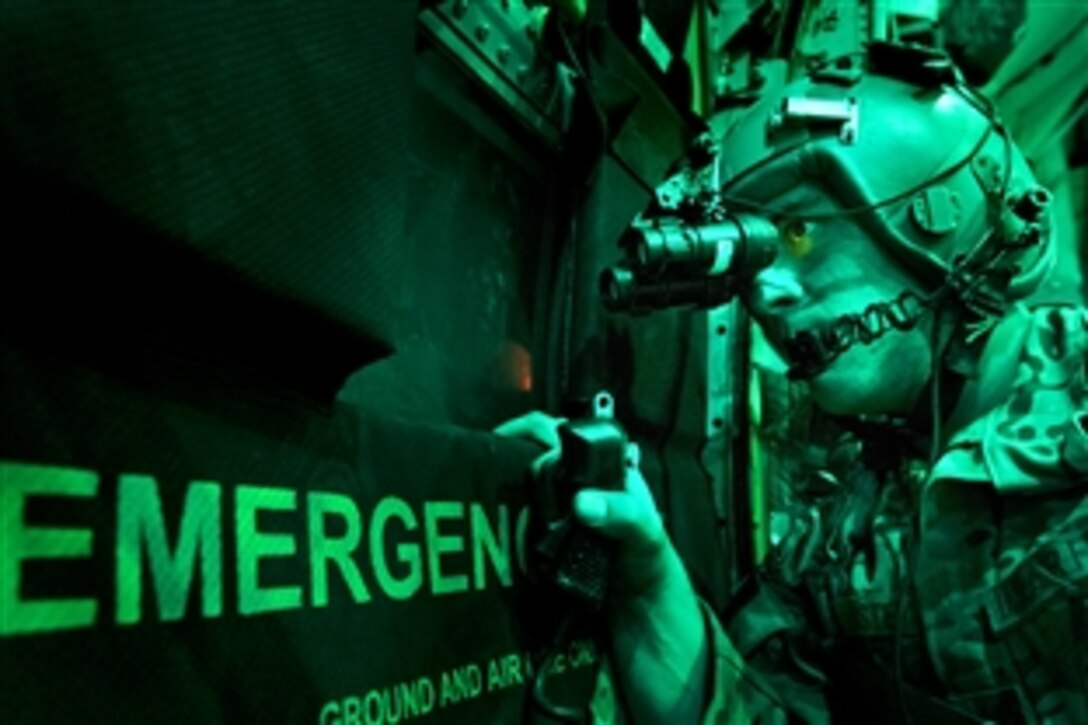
[533,392,628,609]
[529,392,627,722]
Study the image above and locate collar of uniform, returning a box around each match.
[941,303,1033,443]
[933,305,1087,492]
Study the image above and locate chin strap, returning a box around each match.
[782,181,1050,382]
[784,291,928,380]
[781,266,1007,383]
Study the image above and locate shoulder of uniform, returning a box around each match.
[932,304,1086,491]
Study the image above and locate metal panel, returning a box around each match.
[418,0,573,150]
[339,45,559,429]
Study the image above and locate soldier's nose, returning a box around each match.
[749,267,804,316]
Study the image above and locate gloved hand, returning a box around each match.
[493,411,675,601]
[495,411,711,723]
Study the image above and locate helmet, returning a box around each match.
[715,54,1055,313]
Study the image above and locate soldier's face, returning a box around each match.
[746,215,934,416]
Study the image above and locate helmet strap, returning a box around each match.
[783,290,927,380]
[783,287,975,458]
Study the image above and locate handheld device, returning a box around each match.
[533,392,627,609]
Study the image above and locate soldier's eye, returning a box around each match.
[782,220,813,258]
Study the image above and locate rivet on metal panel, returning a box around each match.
[525,6,548,41]
[476,23,491,43]
[453,0,469,19]
[497,46,511,65]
